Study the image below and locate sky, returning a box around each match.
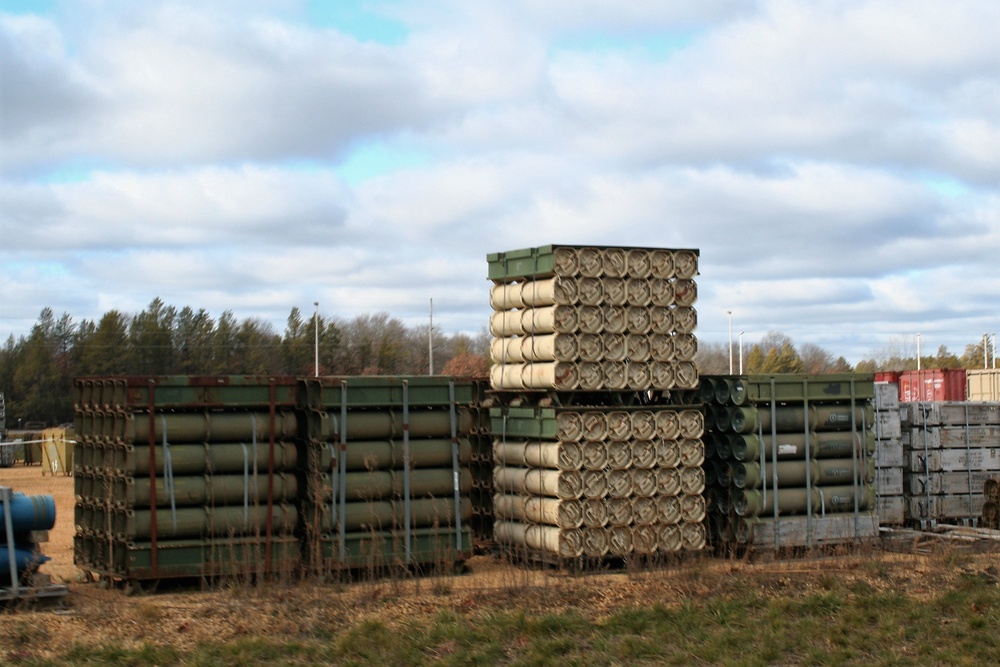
[2,0,999,365]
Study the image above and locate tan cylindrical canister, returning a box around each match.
[492,494,583,529]
[493,466,583,499]
[674,279,698,307]
[632,524,658,554]
[674,306,697,334]
[649,306,673,334]
[519,276,580,307]
[578,247,603,277]
[657,495,682,525]
[577,333,603,361]
[603,277,627,305]
[521,305,579,335]
[582,526,610,557]
[494,521,583,558]
[607,497,632,526]
[626,333,652,362]
[493,439,584,471]
[651,361,676,389]
[552,246,580,277]
[658,524,683,552]
[577,361,604,391]
[673,249,699,279]
[581,498,610,527]
[580,411,609,441]
[626,248,652,278]
[656,411,681,440]
[603,332,628,361]
[631,468,658,498]
[649,278,675,306]
[674,333,697,361]
[490,309,524,337]
[603,361,627,390]
[489,282,525,310]
[625,278,652,307]
[650,249,676,279]
[577,277,604,306]
[656,439,681,468]
[630,411,657,441]
[602,247,628,278]
[602,305,627,333]
[580,441,610,470]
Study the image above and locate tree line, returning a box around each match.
[1,300,994,429]
[0,299,489,428]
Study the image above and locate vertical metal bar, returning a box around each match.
[770,378,780,550]
[803,379,813,550]
[921,403,931,528]
[849,379,860,537]
[2,487,18,597]
[449,381,463,552]
[965,403,973,525]
[265,379,276,573]
[402,380,413,564]
[338,381,348,562]
[146,379,159,578]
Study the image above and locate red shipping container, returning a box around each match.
[898,369,967,402]
[875,371,901,385]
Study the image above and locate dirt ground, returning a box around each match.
[2,463,999,659]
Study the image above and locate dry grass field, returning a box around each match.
[3,464,1000,665]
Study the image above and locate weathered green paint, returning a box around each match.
[729,404,874,435]
[299,376,478,410]
[734,484,876,517]
[732,430,876,462]
[730,458,875,489]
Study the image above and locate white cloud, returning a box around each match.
[2,0,1000,363]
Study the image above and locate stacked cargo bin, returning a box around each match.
[873,382,905,525]
[701,374,878,552]
[901,401,1000,527]
[73,377,302,584]
[298,377,474,575]
[487,245,706,563]
[490,405,707,560]
[488,245,700,393]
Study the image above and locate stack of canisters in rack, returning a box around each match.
[467,385,495,543]
[488,245,700,393]
[73,377,302,584]
[491,406,707,561]
[701,374,878,553]
[487,245,706,564]
[298,377,474,574]
[873,382,905,525]
[901,401,1000,527]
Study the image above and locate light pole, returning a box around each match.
[739,331,745,375]
[313,302,320,378]
[916,333,921,371]
[727,311,733,374]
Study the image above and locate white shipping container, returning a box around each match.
[908,447,1000,473]
[968,370,1000,402]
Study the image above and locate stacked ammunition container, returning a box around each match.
[902,401,1000,527]
[298,377,475,574]
[873,383,905,525]
[73,377,302,584]
[490,405,707,560]
[701,374,878,552]
[487,245,705,563]
[487,245,700,392]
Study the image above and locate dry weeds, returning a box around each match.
[2,464,999,663]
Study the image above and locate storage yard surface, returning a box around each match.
[4,465,1000,665]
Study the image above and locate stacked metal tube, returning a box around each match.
[487,245,700,392]
[701,374,878,552]
[487,245,706,564]
[490,406,707,560]
[298,377,475,574]
[72,377,302,583]
[901,401,1000,527]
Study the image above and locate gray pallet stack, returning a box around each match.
[873,383,904,525]
[901,401,1000,527]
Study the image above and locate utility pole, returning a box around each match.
[313,302,319,378]
[428,298,434,375]
[727,311,733,374]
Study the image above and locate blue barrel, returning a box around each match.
[1,493,57,534]
[0,545,51,581]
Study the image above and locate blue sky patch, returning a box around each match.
[552,30,696,60]
[335,141,431,185]
[306,0,407,45]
